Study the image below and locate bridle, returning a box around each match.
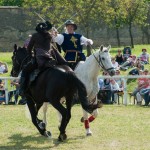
[12,49,30,76]
[90,45,114,72]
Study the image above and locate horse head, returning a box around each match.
[94,45,115,76]
[11,45,29,77]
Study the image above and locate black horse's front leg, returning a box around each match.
[26,99,47,136]
[50,100,68,141]
[58,97,72,142]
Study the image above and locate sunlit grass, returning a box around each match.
[0,105,149,149]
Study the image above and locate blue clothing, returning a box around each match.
[140,88,150,105]
[0,90,5,102]
[61,33,86,62]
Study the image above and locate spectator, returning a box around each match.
[115,49,124,65]
[139,48,149,64]
[143,69,149,75]
[111,57,119,69]
[120,55,137,71]
[0,61,8,74]
[140,70,150,106]
[8,79,20,104]
[0,79,5,104]
[111,70,123,103]
[98,72,120,104]
[98,72,112,104]
[123,49,131,61]
[128,62,144,75]
[131,70,149,105]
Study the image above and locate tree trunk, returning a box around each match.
[129,23,134,48]
[116,27,121,47]
[141,26,150,44]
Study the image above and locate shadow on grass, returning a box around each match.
[0,133,86,149]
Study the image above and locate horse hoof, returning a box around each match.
[58,133,67,141]
[86,132,92,136]
[38,122,46,129]
[44,131,52,138]
[80,117,84,123]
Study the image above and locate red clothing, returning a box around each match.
[138,78,149,88]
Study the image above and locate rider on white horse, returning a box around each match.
[52,20,93,70]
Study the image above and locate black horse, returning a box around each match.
[11,45,100,141]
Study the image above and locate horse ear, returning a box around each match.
[107,45,111,51]
[100,45,104,51]
[14,44,18,51]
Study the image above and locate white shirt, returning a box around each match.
[53,33,93,46]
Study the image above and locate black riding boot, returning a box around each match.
[19,76,27,96]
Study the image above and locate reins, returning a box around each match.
[89,44,114,72]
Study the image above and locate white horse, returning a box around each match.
[42,45,115,136]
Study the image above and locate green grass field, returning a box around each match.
[0,104,150,150]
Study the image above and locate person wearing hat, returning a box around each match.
[52,20,93,69]
[19,21,67,96]
[139,49,149,64]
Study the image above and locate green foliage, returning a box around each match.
[0,0,25,6]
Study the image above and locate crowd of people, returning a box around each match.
[98,47,150,106]
[0,19,149,106]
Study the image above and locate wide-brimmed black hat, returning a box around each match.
[65,20,77,30]
[36,21,52,32]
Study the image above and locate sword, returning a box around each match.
[34,12,46,22]
[56,12,78,30]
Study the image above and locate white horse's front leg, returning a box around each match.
[43,102,49,126]
[82,109,92,136]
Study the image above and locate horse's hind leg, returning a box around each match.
[26,99,47,136]
[36,103,47,130]
[42,102,49,126]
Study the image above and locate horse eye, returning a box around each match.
[101,57,105,60]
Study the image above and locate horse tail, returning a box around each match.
[67,72,98,114]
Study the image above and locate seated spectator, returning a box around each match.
[115,49,124,65]
[111,70,124,103]
[129,62,144,75]
[98,72,120,104]
[123,49,131,61]
[0,61,8,74]
[139,48,149,64]
[120,55,136,71]
[140,70,150,106]
[8,79,20,104]
[0,79,5,104]
[131,70,149,105]
[111,57,119,69]
[98,72,112,104]
[143,69,149,75]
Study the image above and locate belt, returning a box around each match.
[65,50,81,53]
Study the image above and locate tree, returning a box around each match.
[0,0,25,6]
[96,0,127,47]
[122,0,148,48]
